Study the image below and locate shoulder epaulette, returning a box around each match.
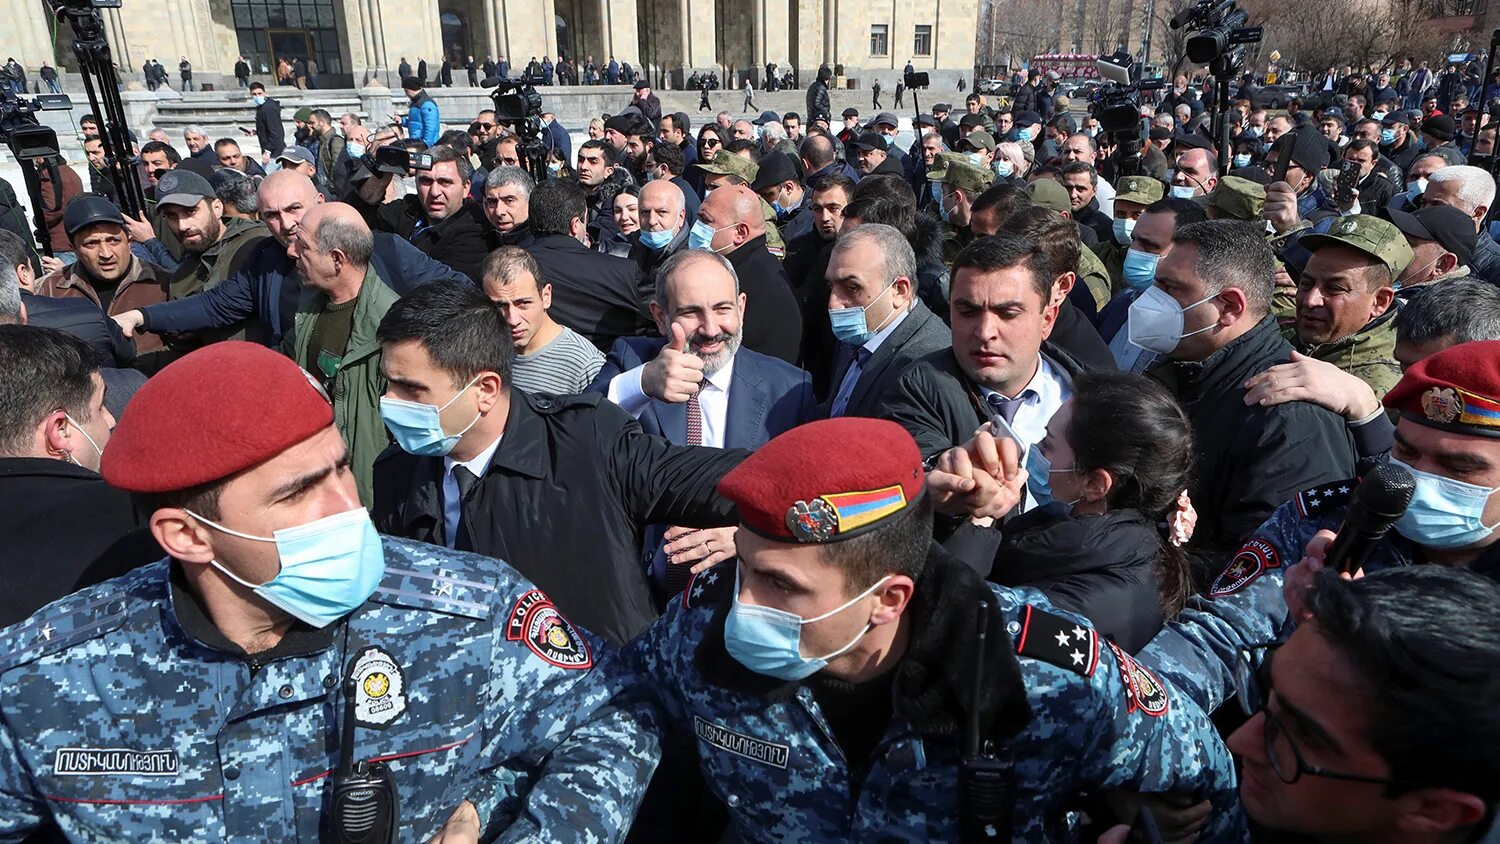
[681,561,734,611]
[0,562,167,674]
[372,538,499,620]
[1013,604,1100,677]
[1294,477,1358,519]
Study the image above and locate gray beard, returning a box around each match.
[693,330,742,377]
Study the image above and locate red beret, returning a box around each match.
[719,418,924,543]
[102,342,335,493]
[1384,340,1500,439]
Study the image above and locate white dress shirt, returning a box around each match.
[608,354,737,448]
[441,432,502,549]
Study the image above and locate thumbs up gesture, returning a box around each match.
[642,323,706,403]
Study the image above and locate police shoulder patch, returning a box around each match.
[1014,604,1100,677]
[1105,640,1169,716]
[682,561,733,610]
[505,590,593,670]
[1294,477,1358,519]
[1209,537,1283,598]
[0,563,163,674]
[349,646,408,729]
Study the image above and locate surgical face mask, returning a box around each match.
[937,190,955,223]
[1391,458,1500,549]
[1233,153,1252,168]
[253,95,266,106]
[1381,128,1397,146]
[929,181,943,206]
[993,159,1014,178]
[62,413,102,467]
[1122,248,1160,291]
[724,569,892,681]
[547,161,562,175]
[1084,126,1100,137]
[1168,183,1196,200]
[346,142,366,160]
[1372,111,1388,122]
[379,375,482,456]
[965,151,985,168]
[1026,447,1079,508]
[1406,177,1427,200]
[1126,285,1219,355]
[829,281,898,345]
[1112,217,1136,246]
[1018,126,1035,142]
[1244,126,1263,138]
[187,507,385,628]
[689,219,734,251]
[639,227,674,250]
[884,133,897,148]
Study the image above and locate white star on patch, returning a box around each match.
[692,583,705,600]
[39,624,52,642]
[703,571,719,585]
[1072,625,1088,641]
[1338,486,1350,494]
[1054,631,1071,647]
[1070,649,1085,665]
[1322,490,1334,498]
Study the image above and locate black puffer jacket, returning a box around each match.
[945,505,1167,654]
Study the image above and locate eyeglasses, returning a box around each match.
[1234,643,1423,788]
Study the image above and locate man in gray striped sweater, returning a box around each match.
[482,247,604,395]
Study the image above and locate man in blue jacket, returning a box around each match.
[403,76,442,146]
[111,172,467,348]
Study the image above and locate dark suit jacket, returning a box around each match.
[527,233,654,351]
[22,292,134,367]
[587,336,817,448]
[825,299,951,420]
[724,235,803,364]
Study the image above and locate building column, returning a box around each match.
[105,8,133,74]
[482,0,500,61]
[541,0,558,57]
[13,2,54,71]
[752,0,765,71]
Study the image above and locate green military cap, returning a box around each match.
[1115,174,1165,206]
[926,150,968,181]
[1300,214,1416,280]
[293,106,315,122]
[935,158,994,194]
[1208,175,1266,221]
[694,149,759,183]
[957,130,996,152]
[1027,179,1071,214]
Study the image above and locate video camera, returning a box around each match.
[0,90,71,162]
[1170,0,1262,67]
[904,71,930,90]
[364,145,434,176]
[1088,52,1164,176]
[482,77,548,182]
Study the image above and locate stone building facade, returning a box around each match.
[5,0,977,91]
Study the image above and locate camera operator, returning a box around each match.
[348,143,495,284]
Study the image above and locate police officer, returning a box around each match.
[623,417,1243,841]
[0,341,656,841]
[1145,339,1500,715]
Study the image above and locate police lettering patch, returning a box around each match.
[1210,538,1281,598]
[1106,640,1169,717]
[507,590,593,670]
[1014,604,1100,676]
[693,716,790,769]
[54,747,180,777]
[350,646,408,729]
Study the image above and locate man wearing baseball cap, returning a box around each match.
[1391,204,1476,290]
[33,195,173,354]
[1290,215,1413,399]
[155,166,271,347]
[1094,174,1167,287]
[0,341,658,840]
[622,417,1241,840]
[274,146,318,182]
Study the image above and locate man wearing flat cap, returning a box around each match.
[0,341,659,841]
[1288,215,1413,400]
[1392,204,1476,290]
[622,417,1242,841]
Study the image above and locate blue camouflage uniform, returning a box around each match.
[623,550,1246,842]
[1142,478,1412,714]
[0,537,657,843]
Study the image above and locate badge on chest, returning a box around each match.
[350,646,409,729]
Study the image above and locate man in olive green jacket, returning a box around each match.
[1287,215,1413,401]
[281,203,399,504]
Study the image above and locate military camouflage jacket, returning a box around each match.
[0,538,657,842]
[623,550,1246,842]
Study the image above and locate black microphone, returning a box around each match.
[1169,5,1198,28]
[1325,463,1416,575]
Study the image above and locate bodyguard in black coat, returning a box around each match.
[248,85,285,158]
[22,292,134,367]
[825,297,950,419]
[346,167,497,285]
[721,232,803,365]
[373,390,745,645]
[525,179,654,351]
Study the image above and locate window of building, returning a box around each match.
[870,24,889,57]
[230,0,345,77]
[913,25,932,57]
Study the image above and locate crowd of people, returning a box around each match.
[0,49,1498,843]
